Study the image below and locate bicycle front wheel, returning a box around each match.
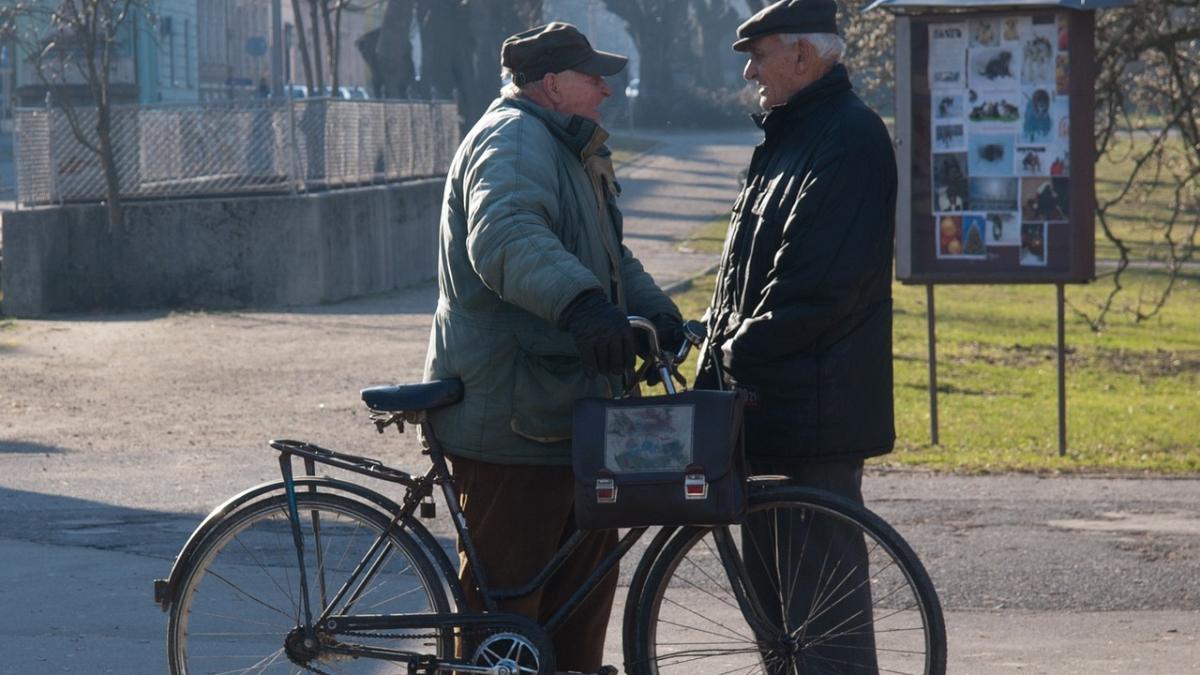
[629,486,945,675]
[168,492,452,674]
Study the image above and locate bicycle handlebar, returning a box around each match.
[626,316,709,396]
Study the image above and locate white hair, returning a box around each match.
[499,66,540,99]
[779,32,845,63]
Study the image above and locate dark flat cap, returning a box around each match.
[501,22,627,85]
[733,0,840,52]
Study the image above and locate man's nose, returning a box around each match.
[599,78,612,97]
[743,59,756,82]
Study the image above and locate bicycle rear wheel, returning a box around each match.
[628,486,945,675]
[168,492,452,674]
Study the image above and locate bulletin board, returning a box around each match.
[894,9,1096,284]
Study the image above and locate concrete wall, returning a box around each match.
[0,179,442,317]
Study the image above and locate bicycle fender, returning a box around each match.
[152,476,463,612]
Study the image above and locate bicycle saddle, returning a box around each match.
[361,379,463,412]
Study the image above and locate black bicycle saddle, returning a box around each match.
[361,379,463,412]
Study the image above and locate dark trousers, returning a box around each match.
[743,457,879,675]
[449,456,619,672]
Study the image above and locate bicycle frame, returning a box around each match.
[162,316,782,669]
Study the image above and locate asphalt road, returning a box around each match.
[1,130,1198,673]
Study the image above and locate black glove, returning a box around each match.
[651,313,685,354]
[558,290,636,376]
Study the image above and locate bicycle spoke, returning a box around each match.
[638,489,943,675]
[660,595,754,642]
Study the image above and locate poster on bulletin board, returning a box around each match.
[895,9,1096,284]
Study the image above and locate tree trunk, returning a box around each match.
[604,0,691,125]
[321,0,340,93]
[376,0,417,98]
[290,0,317,90]
[308,0,326,93]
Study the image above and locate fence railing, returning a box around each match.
[14,98,460,207]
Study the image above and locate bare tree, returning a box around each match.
[602,0,692,125]
[1078,1,1200,329]
[0,0,153,229]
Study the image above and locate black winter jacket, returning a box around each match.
[699,65,897,462]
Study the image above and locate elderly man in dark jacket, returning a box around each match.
[699,0,897,672]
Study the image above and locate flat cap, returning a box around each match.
[501,22,627,85]
[733,0,840,52]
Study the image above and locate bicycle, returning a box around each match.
[154,318,946,675]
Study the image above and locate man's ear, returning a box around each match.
[542,72,562,103]
[793,38,812,75]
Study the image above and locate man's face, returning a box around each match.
[547,70,612,122]
[743,34,808,110]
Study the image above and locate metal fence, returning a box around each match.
[13,98,460,207]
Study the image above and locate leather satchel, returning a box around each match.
[571,390,747,530]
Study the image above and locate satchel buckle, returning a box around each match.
[684,473,708,500]
[596,478,618,504]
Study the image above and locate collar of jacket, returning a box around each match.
[499,96,611,162]
[751,63,852,135]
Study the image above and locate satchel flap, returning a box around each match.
[572,390,744,486]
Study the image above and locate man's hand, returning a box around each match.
[652,313,685,354]
[559,290,636,376]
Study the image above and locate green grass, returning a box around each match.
[668,270,1200,474]
[1094,134,1198,262]
[609,135,658,166]
[680,216,731,254]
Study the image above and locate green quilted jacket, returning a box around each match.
[422,96,679,465]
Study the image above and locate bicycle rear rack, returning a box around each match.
[270,439,418,488]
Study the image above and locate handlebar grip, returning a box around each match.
[682,320,707,346]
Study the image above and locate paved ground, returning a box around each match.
[1,130,1198,673]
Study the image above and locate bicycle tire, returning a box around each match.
[167,492,453,674]
[627,486,946,675]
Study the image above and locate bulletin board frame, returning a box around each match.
[894,8,1096,284]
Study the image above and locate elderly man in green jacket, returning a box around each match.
[422,22,682,671]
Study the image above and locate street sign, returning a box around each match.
[246,37,268,57]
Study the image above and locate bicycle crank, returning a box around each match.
[472,632,543,675]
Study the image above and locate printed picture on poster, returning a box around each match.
[1021,31,1055,84]
[1020,222,1048,266]
[969,177,1019,211]
[999,16,1030,45]
[1019,144,1069,177]
[1048,146,1069,176]
[937,213,987,259]
[934,93,965,119]
[969,46,1022,91]
[1016,145,1050,176]
[985,211,1021,246]
[929,22,968,89]
[970,18,1000,47]
[1056,53,1069,95]
[934,123,966,151]
[933,153,968,212]
[961,214,988,256]
[1054,96,1070,141]
[1021,87,1055,142]
[967,89,1021,127]
[1021,177,1070,222]
[968,132,1015,177]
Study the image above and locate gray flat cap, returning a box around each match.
[733,0,840,52]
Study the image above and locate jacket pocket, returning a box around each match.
[510,334,613,443]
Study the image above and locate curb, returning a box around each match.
[663,262,721,296]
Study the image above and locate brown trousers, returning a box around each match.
[450,456,619,672]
